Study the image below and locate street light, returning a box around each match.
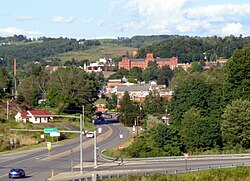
[94,127,102,168]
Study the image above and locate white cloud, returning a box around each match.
[112,0,250,36]
[117,21,145,32]
[97,20,104,27]
[52,16,75,24]
[221,23,243,36]
[15,15,33,21]
[83,18,105,27]
[83,18,94,25]
[185,4,250,19]
[0,27,42,38]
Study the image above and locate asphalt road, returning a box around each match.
[0,123,129,181]
[3,123,250,181]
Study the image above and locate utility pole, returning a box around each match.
[13,59,17,99]
[7,100,9,120]
[94,130,97,167]
[71,146,73,172]
[82,105,85,130]
[80,114,83,174]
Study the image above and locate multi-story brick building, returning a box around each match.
[118,53,179,70]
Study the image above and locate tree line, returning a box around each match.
[110,45,250,157]
[0,65,104,116]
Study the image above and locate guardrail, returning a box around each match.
[99,150,250,162]
[64,162,250,181]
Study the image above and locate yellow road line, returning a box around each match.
[42,125,112,161]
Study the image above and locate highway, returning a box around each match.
[2,123,250,181]
[0,123,129,181]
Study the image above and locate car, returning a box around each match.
[8,168,26,178]
[86,131,94,138]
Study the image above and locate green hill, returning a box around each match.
[50,45,135,62]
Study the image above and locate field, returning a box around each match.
[51,45,135,62]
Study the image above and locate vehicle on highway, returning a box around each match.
[86,131,94,138]
[8,168,26,178]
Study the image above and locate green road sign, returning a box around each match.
[43,128,58,133]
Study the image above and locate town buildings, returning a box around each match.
[118,53,188,70]
[106,79,173,102]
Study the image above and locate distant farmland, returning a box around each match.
[51,45,135,62]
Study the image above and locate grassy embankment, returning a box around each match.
[103,166,250,181]
[0,115,96,155]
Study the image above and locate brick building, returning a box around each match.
[118,53,178,70]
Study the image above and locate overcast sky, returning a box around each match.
[1,0,250,39]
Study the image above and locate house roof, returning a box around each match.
[117,84,150,92]
[20,111,31,119]
[130,59,145,62]
[28,110,53,118]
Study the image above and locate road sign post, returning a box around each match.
[118,146,124,164]
[47,142,51,157]
[184,153,188,171]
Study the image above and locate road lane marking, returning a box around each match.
[42,125,112,161]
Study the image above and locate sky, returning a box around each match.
[1,0,250,39]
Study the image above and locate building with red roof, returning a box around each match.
[15,110,53,124]
[118,53,179,71]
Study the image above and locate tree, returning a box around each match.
[0,68,12,98]
[142,61,158,82]
[145,115,162,130]
[221,99,250,148]
[157,65,173,86]
[168,74,215,123]
[17,76,40,107]
[153,124,183,156]
[225,45,250,100]
[180,108,222,152]
[169,67,188,90]
[119,91,138,126]
[106,93,117,110]
[188,61,203,74]
[109,68,129,79]
[144,91,168,115]
[46,67,99,115]
[129,67,142,81]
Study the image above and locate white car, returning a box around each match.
[86,131,94,138]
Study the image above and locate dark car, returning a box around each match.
[8,168,25,178]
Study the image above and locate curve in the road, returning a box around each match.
[42,124,113,161]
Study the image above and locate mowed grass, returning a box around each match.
[104,167,250,181]
[52,45,135,62]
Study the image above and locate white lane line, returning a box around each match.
[0,154,28,160]
[28,171,38,176]
[100,124,122,147]
[0,174,7,179]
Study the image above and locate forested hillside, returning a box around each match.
[0,37,84,69]
[137,35,250,63]
[1,34,250,72]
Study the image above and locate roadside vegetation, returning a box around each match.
[103,167,250,181]
[0,118,77,153]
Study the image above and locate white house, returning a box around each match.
[15,110,53,124]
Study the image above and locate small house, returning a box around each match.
[15,110,53,124]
